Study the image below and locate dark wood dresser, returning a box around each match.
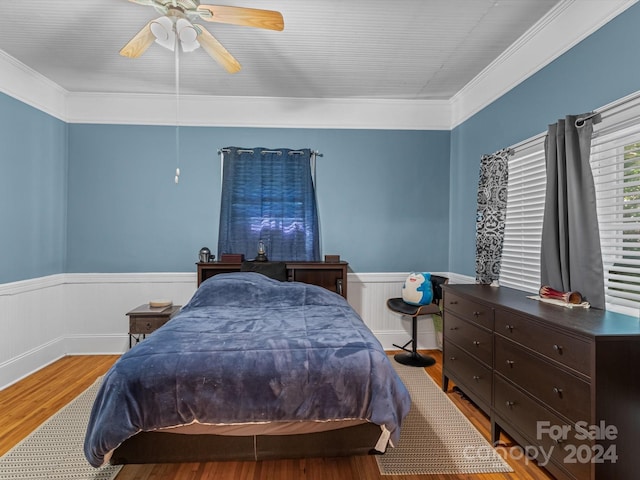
[196,261,348,299]
[442,284,640,480]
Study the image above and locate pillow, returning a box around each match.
[240,261,288,281]
[402,272,434,306]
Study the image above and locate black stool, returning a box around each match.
[387,275,448,367]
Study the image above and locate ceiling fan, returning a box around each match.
[120,0,284,73]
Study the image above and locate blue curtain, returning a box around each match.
[218,147,320,261]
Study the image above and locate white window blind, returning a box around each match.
[497,91,640,314]
[591,93,640,315]
[499,135,546,292]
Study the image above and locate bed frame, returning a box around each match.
[110,423,384,464]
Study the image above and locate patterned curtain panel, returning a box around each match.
[218,147,320,262]
[475,148,511,284]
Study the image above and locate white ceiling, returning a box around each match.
[0,0,636,129]
[0,0,562,99]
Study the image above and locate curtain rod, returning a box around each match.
[575,90,640,127]
[512,112,605,153]
[511,113,604,153]
[592,89,640,119]
[218,148,322,157]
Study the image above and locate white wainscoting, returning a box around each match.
[348,271,472,352]
[0,275,68,390]
[0,271,473,390]
[0,273,198,390]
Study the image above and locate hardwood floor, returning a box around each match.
[0,351,554,480]
[0,355,120,457]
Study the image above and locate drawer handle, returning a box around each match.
[553,344,563,354]
[553,387,564,398]
[473,340,481,346]
[146,322,152,329]
[449,300,458,305]
[449,326,459,330]
[506,360,515,367]
[473,311,481,317]
[472,375,481,381]
[505,401,515,409]
[449,356,457,361]
[505,324,514,332]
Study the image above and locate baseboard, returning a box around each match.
[0,333,130,390]
[63,334,130,355]
[0,337,66,390]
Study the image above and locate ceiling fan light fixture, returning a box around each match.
[176,18,200,52]
[150,16,176,51]
[180,39,200,52]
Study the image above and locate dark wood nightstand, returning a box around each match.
[126,304,181,348]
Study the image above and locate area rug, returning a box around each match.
[376,359,513,475]
[0,377,121,480]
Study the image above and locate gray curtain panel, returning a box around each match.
[475,148,511,284]
[541,115,605,309]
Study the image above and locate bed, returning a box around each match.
[84,272,411,467]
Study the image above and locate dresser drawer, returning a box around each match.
[129,317,170,334]
[495,336,590,422]
[494,375,591,480]
[444,292,494,330]
[444,340,492,406]
[445,313,493,366]
[495,309,590,376]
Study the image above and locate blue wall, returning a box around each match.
[66,125,450,274]
[0,93,67,283]
[449,2,640,276]
[4,3,640,283]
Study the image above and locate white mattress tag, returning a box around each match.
[375,425,391,452]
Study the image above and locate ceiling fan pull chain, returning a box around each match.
[174,38,181,185]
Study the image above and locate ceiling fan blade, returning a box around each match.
[120,21,156,58]
[196,27,241,73]
[196,5,284,31]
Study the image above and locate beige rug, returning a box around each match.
[0,377,121,480]
[377,358,513,475]
[1,362,511,478]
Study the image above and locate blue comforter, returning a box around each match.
[84,272,411,467]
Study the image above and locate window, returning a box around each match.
[499,135,546,293]
[499,93,640,315]
[218,147,320,262]
[592,122,640,314]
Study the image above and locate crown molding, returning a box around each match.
[1,0,637,130]
[0,50,67,120]
[0,50,451,130]
[450,0,639,128]
[66,92,451,130]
